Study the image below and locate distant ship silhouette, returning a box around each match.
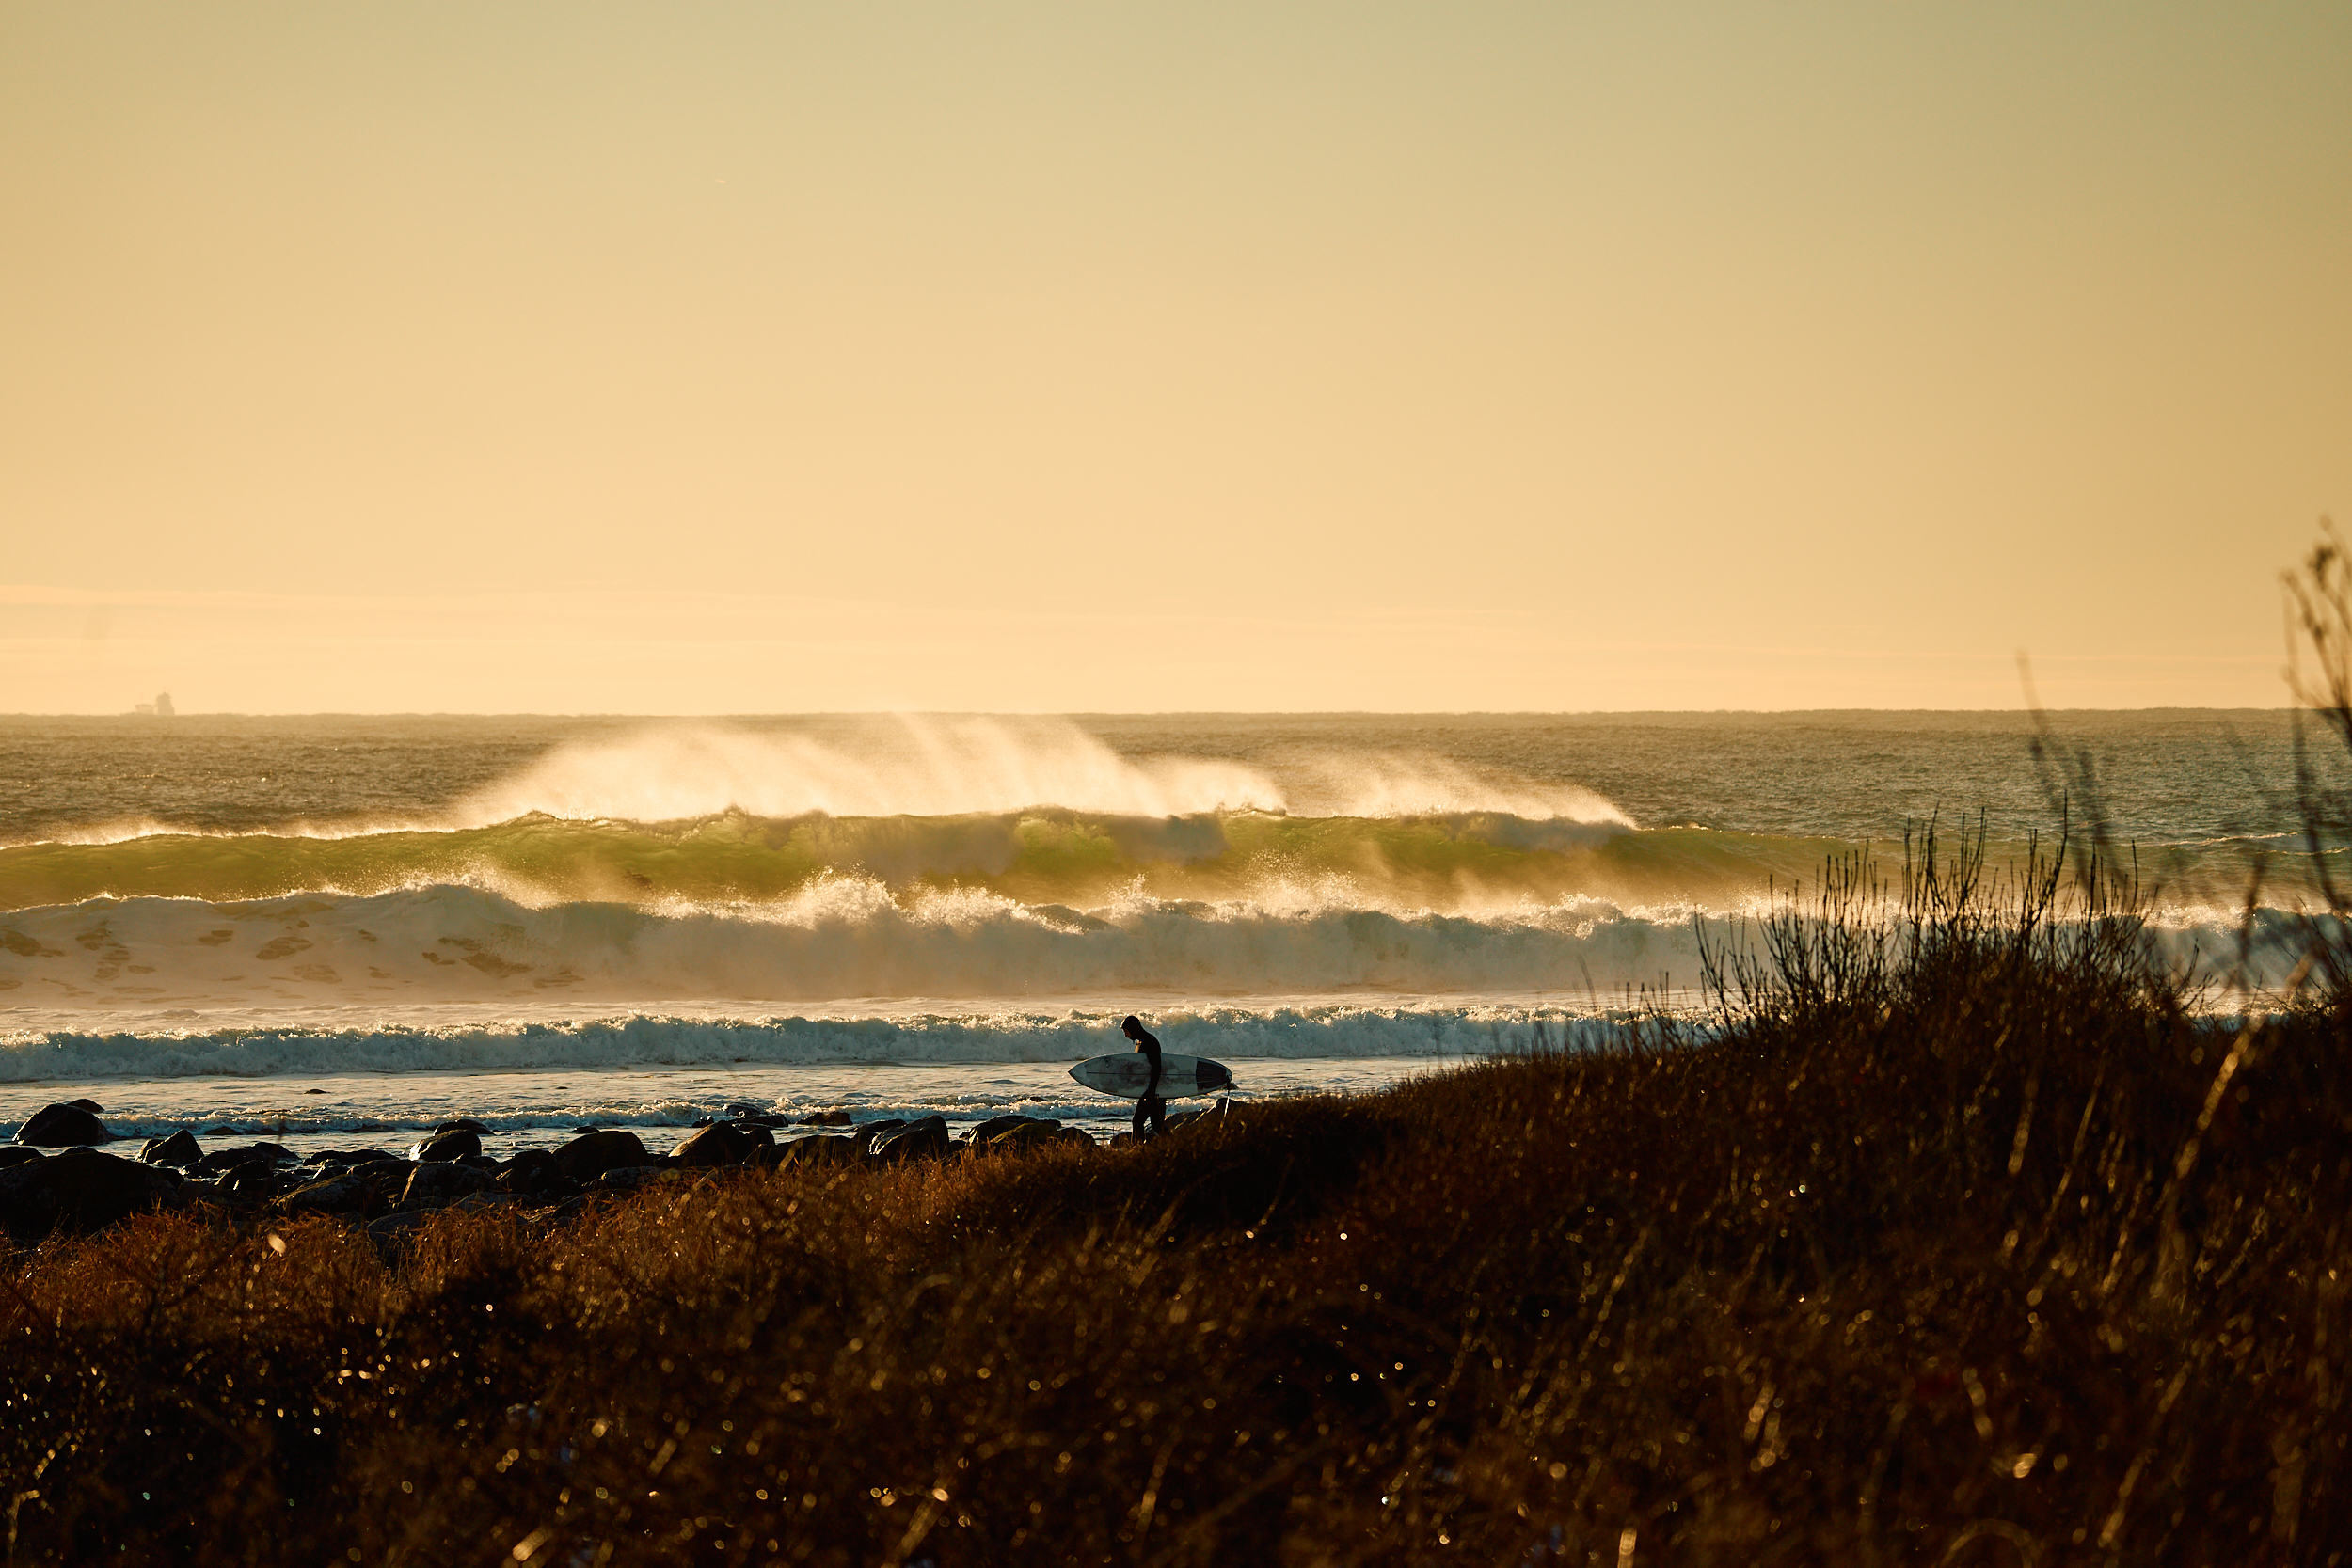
[133,692,175,717]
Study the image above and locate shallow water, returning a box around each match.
[0,1055,1458,1159]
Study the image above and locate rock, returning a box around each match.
[140,1130,203,1167]
[363,1208,432,1260]
[674,1121,769,1167]
[982,1118,1070,1152]
[850,1119,906,1150]
[403,1161,494,1206]
[433,1118,492,1136]
[0,1148,43,1170]
[12,1102,116,1147]
[724,1102,767,1118]
[0,1147,183,1241]
[307,1148,400,1169]
[972,1113,1055,1139]
[410,1129,482,1164]
[67,1098,103,1114]
[278,1163,411,1217]
[771,1135,859,1166]
[496,1149,579,1199]
[553,1129,651,1185]
[869,1115,950,1163]
[219,1159,286,1203]
[196,1142,293,1174]
[583,1165,676,1197]
[1166,1098,1232,1140]
[368,1193,523,1252]
[800,1109,853,1127]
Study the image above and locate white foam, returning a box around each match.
[450,716,1291,824]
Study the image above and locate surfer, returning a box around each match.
[1122,1015,1168,1140]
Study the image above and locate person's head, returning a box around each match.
[1122,1015,1144,1038]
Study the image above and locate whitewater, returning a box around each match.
[0,710,2317,1152]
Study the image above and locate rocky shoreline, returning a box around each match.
[0,1096,1228,1254]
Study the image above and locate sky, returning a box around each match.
[3,2,2346,714]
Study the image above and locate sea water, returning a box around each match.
[0,711,2321,1156]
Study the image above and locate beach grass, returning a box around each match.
[4,818,2346,1565]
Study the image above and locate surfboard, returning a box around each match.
[1068,1053,1234,1100]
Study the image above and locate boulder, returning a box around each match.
[583,1165,676,1197]
[410,1128,482,1164]
[219,1159,286,1203]
[799,1109,853,1127]
[674,1121,769,1168]
[850,1119,906,1150]
[983,1118,1071,1152]
[278,1164,411,1218]
[363,1208,433,1260]
[1166,1098,1232,1140]
[496,1149,580,1199]
[12,1102,115,1147]
[977,1114,1050,1136]
[970,1114,1052,1142]
[304,1148,400,1170]
[140,1130,203,1167]
[869,1116,951,1163]
[553,1129,651,1185]
[771,1135,859,1166]
[196,1142,293,1174]
[724,1102,766,1118]
[0,1148,43,1170]
[0,1147,183,1241]
[67,1098,103,1114]
[432,1118,492,1136]
[403,1161,495,1206]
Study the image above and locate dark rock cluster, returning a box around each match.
[3,1098,1227,1248]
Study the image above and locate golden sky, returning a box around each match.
[3,3,2345,712]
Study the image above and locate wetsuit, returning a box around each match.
[1128,1021,1168,1139]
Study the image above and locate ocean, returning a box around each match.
[0,710,2319,1156]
